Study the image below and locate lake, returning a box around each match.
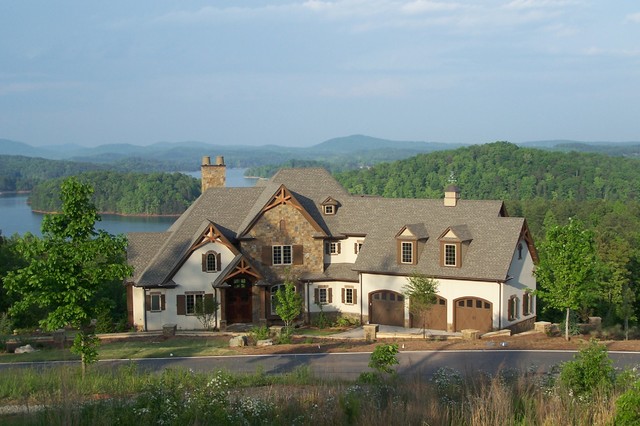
[0,169,257,237]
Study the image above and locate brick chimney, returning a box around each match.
[201,155,226,192]
[444,184,460,207]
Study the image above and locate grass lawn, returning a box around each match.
[0,336,237,363]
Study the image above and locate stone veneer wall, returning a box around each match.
[201,164,226,192]
[505,316,536,334]
[241,203,324,282]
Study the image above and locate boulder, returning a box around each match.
[15,344,36,354]
[257,339,273,346]
[229,335,247,347]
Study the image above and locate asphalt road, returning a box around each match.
[3,350,640,380]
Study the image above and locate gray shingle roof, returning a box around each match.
[128,167,530,287]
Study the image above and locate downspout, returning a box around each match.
[498,281,503,330]
[359,274,363,325]
[306,281,310,325]
[143,288,148,332]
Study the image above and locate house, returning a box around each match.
[126,156,537,333]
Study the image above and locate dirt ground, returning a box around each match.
[235,331,640,356]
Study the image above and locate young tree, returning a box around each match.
[275,276,303,341]
[5,177,132,375]
[403,273,439,338]
[535,218,602,340]
[195,295,219,331]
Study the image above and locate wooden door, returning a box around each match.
[370,291,405,326]
[411,296,447,330]
[454,297,492,332]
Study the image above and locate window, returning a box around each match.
[324,205,334,215]
[206,253,217,271]
[272,245,292,265]
[326,241,341,255]
[314,286,332,305]
[508,296,519,321]
[186,293,204,315]
[523,292,534,316]
[343,287,355,305]
[202,251,221,272]
[354,240,363,254]
[444,244,457,266]
[401,241,414,264]
[150,294,161,312]
[518,243,523,260]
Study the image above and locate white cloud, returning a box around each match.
[504,0,579,10]
[582,46,640,57]
[626,12,640,23]
[401,1,463,14]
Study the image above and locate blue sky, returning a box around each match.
[1,1,639,147]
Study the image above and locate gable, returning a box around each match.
[239,185,327,239]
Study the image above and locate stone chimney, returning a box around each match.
[444,184,460,207]
[201,155,226,192]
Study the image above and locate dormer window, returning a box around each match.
[444,244,457,266]
[401,241,414,264]
[438,225,471,268]
[321,197,339,215]
[395,224,426,266]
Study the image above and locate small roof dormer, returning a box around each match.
[321,197,340,215]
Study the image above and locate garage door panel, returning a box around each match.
[411,296,447,330]
[370,291,404,327]
[455,297,492,332]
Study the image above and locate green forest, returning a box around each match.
[28,171,200,216]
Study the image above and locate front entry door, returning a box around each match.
[226,278,252,323]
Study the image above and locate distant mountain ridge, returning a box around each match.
[0,135,463,170]
[2,136,639,172]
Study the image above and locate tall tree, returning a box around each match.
[5,177,132,374]
[403,273,439,338]
[535,219,602,340]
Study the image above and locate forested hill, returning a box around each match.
[29,171,200,216]
[335,142,640,202]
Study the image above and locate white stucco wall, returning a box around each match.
[307,281,361,315]
[360,273,503,329]
[502,238,537,327]
[323,236,364,264]
[139,241,234,331]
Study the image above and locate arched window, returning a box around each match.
[201,251,221,272]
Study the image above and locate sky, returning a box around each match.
[1,1,639,148]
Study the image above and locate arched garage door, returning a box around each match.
[411,296,447,331]
[370,290,405,326]
[454,297,492,332]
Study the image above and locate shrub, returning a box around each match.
[314,308,330,329]
[250,325,270,341]
[369,343,399,375]
[0,312,13,335]
[558,339,615,400]
[615,380,640,425]
[335,316,360,327]
[559,311,581,338]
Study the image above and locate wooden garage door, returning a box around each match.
[411,296,447,330]
[370,291,405,326]
[455,297,492,332]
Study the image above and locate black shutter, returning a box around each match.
[177,295,186,315]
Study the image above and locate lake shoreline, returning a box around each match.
[30,208,182,218]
